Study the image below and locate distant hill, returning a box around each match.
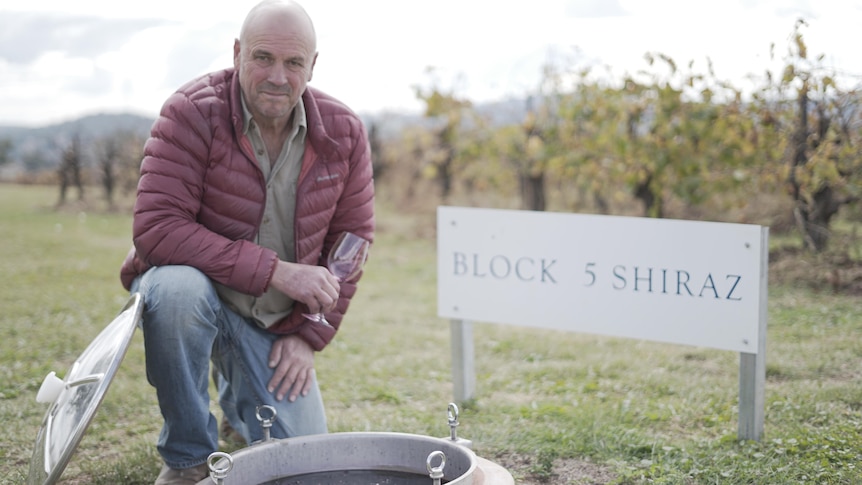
[0,112,154,140]
[0,113,156,176]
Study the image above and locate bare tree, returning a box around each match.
[95,135,121,209]
[367,122,387,182]
[57,134,84,207]
[0,138,12,167]
[121,133,146,198]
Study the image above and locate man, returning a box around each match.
[119,1,375,483]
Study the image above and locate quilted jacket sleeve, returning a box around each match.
[131,85,278,297]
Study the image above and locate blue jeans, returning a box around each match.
[131,265,327,469]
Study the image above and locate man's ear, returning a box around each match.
[308,52,318,82]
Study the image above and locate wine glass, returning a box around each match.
[302,231,370,328]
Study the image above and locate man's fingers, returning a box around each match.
[266,335,315,402]
[285,369,309,402]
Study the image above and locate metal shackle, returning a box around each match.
[207,451,233,485]
[255,404,277,442]
[426,450,446,485]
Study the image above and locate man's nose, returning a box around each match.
[267,63,289,85]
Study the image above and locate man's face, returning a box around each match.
[234,14,316,127]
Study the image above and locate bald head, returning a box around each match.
[234,0,318,130]
[240,0,317,52]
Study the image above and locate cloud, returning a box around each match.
[565,0,628,17]
[64,65,115,96]
[162,21,238,90]
[0,12,166,65]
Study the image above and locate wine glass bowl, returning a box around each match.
[302,232,370,328]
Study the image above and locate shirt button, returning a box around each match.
[257,149,264,156]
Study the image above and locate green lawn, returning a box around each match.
[2,183,861,484]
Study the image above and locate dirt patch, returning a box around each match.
[769,246,862,295]
[492,452,618,484]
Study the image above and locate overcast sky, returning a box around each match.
[0,0,860,127]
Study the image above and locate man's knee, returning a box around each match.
[136,265,220,323]
[139,265,211,301]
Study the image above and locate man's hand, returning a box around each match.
[267,334,315,402]
[268,260,339,313]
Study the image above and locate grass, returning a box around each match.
[2,183,862,484]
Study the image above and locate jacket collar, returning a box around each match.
[228,69,339,162]
[301,86,340,161]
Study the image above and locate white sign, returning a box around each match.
[437,206,767,353]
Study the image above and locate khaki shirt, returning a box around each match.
[214,96,307,328]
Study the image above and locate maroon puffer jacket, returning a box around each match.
[119,68,375,350]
